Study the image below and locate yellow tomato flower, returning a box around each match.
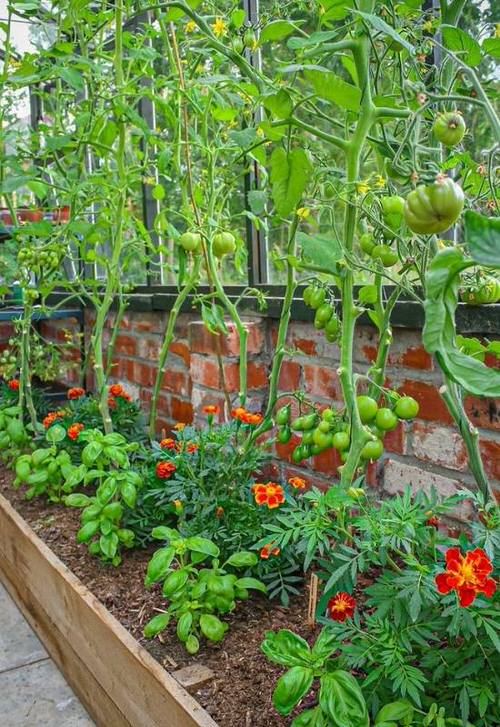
[356,181,371,195]
[186,20,197,32]
[374,175,386,189]
[422,20,433,32]
[297,207,310,220]
[212,18,227,38]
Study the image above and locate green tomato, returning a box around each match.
[321,408,336,422]
[372,244,398,267]
[291,416,305,431]
[212,231,236,257]
[309,287,326,310]
[318,419,332,433]
[404,177,464,235]
[460,277,500,305]
[303,285,315,307]
[433,112,466,148]
[361,438,384,461]
[360,233,376,255]
[315,303,333,324]
[302,429,315,445]
[357,395,378,423]
[395,396,419,420]
[312,428,333,449]
[324,315,340,336]
[302,413,318,430]
[243,28,257,49]
[375,407,398,431]
[179,231,201,252]
[292,446,303,464]
[277,426,292,444]
[232,36,244,54]
[332,431,350,451]
[381,195,405,217]
[275,404,291,426]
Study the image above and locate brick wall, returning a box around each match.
[1,310,499,502]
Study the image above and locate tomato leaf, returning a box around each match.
[270,148,312,217]
[305,69,361,112]
[464,210,500,269]
[352,11,415,54]
[442,25,482,67]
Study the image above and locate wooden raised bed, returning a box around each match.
[0,492,217,727]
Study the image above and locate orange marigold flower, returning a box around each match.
[426,515,440,529]
[107,397,117,410]
[215,506,224,518]
[232,407,263,426]
[253,482,285,509]
[174,422,186,431]
[186,442,198,454]
[109,383,125,397]
[289,476,307,490]
[8,380,20,391]
[260,543,281,559]
[42,410,65,429]
[173,499,183,512]
[203,405,220,416]
[328,592,356,622]
[435,547,496,607]
[68,423,84,441]
[160,438,176,450]
[156,461,177,480]
[67,387,85,400]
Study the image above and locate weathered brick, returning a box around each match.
[311,447,341,476]
[479,439,500,480]
[133,361,156,388]
[384,422,406,455]
[303,364,341,400]
[161,369,191,397]
[225,361,268,392]
[465,396,500,431]
[190,354,221,388]
[398,379,453,424]
[170,340,190,368]
[412,422,468,471]
[382,458,465,505]
[278,361,301,391]
[189,319,265,357]
[286,322,340,359]
[275,433,301,463]
[114,334,137,356]
[170,396,194,423]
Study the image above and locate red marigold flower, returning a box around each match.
[186,443,198,454]
[68,423,84,441]
[253,482,285,509]
[435,547,496,607]
[231,406,247,421]
[289,476,307,490]
[328,592,356,622]
[260,542,281,559]
[426,515,440,529]
[156,461,177,480]
[8,380,20,391]
[203,405,220,416]
[67,387,85,400]
[107,397,117,410]
[109,384,125,397]
[215,506,224,518]
[160,438,176,450]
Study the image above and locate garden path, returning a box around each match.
[0,581,94,726]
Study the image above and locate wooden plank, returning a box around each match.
[0,493,218,727]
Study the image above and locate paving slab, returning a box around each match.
[0,659,94,726]
[0,582,48,673]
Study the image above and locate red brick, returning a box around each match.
[465,396,500,431]
[363,345,378,363]
[190,355,220,388]
[114,358,135,381]
[225,361,268,392]
[135,313,162,333]
[479,439,500,480]
[389,346,433,370]
[133,361,156,388]
[114,334,137,356]
[170,340,190,368]
[278,361,301,391]
[398,380,453,424]
[189,320,264,357]
[303,365,341,400]
[384,422,406,455]
[170,396,194,423]
[311,447,340,476]
[412,422,468,471]
[161,369,191,397]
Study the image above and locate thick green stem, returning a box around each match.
[149,257,201,438]
[18,303,38,432]
[440,379,494,502]
[91,0,127,433]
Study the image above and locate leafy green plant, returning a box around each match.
[0,403,30,462]
[13,427,75,503]
[143,527,266,653]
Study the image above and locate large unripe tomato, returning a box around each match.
[212,232,236,257]
[460,276,500,305]
[395,396,419,420]
[375,407,398,431]
[356,395,378,423]
[404,177,464,235]
[309,287,326,310]
[360,233,376,255]
[372,244,398,267]
[381,195,405,239]
[360,438,384,461]
[433,112,466,148]
[179,232,201,252]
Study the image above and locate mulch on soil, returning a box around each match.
[0,466,322,727]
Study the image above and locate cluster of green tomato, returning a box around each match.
[460,273,500,306]
[275,394,419,464]
[17,245,62,273]
[360,194,405,267]
[231,27,257,54]
[302,285,341,343]
[178,230,236,258]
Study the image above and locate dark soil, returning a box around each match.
[0,466,322,727]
